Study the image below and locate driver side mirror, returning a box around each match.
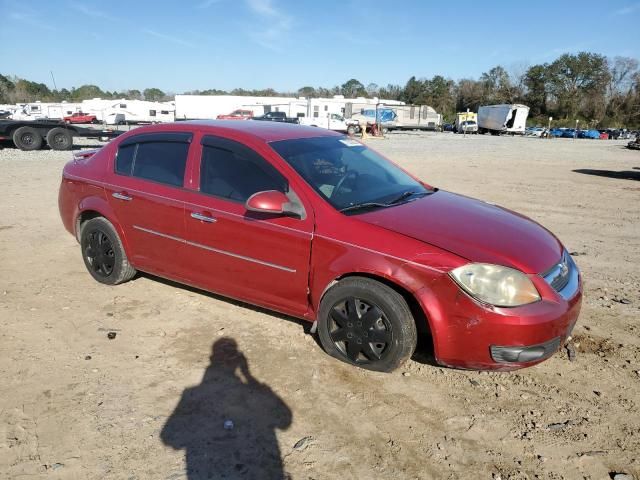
[245,190,294,216]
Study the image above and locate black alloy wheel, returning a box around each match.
[328,297,392,364]
[79,217,136,285]
[83,229,115,278]
[318,277,417,372]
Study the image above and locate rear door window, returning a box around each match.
[115,144,136,175]
[115,132,192,187]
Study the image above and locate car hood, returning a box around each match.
[356,191,562,274]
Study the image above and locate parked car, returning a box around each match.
[63,112,98,124]
[456,120,478,134]
[577,129,600,139]
[251,111,299,123]
[525,127,545,137]
[58,121,581,372]
[216,109,254,120]
[299,113,349,132]
[442,123,455,132]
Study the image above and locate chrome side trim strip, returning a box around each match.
[133,225,184,243]
[132,225,296,273]
[183,239,297,273]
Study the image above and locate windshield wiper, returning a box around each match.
[339,202,391,213]
[387,190,430,205]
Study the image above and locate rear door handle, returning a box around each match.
[112,192,132,201]
[190,212,217,223]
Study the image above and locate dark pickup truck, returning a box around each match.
[251,111,299,124]
[0,119,123,151]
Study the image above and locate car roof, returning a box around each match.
[177,120,343,142]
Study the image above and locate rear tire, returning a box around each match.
[12,126,43,151]
[317,277,417,372]
[80,217,136,285]
[46,128,73,151]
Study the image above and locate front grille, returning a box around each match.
[543,251,572,292]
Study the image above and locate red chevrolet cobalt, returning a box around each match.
[59,121,581,372]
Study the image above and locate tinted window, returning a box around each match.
[115,144,136,175]
[200,143,286,202]
[132,142,188,187]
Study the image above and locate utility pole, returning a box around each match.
[464,107,469,138]
[50,71,58,91]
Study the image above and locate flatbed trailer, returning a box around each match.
[0,119,123,151]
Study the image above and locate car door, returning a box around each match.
[181,133,314,317]
[106,132,192,279]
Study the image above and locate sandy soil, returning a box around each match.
[0,133,639,480]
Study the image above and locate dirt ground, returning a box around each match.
[1,133,639,480]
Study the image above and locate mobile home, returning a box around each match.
[10,102,81,120]
[80,99,175,124]
[346,103,440,131]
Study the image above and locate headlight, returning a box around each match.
[449,263,540,307]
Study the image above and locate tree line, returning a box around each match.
[1,51,638,127]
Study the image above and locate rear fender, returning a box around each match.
[76,195,132,258]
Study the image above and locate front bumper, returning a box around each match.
[414,256,582,371]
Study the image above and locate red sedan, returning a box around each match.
[216,109,254,120]
[58,121,581,371]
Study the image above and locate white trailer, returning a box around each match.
[477,104,529,134]
[10,102,81,120]
[174,95,298,120]
[345,102,439,132]
[80,99,175,124]
[389,105,441,130]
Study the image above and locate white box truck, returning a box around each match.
[478,104,529,135]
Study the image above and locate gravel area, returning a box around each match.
[0,132,639,479]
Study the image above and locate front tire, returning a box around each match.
[80,217,136,285]
[317,277,417,372]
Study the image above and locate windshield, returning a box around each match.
[270,136,429,212]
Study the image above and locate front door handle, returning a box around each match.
[112,192,132,201]
[190,212,217,223]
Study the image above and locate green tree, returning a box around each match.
[546,52,610,119]
[297,86,317,98]
[340,79,366,98]
[0,74,15,103]
[143,87,165,101]
[127,89,143,100]
[400,76,427,104]
[71,84,106,101]
[524,64,549,116]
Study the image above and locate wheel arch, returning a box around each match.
[75,198,133,262]
[318,272,432,340]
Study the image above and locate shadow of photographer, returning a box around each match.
[161,337,292,479]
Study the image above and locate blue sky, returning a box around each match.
[2,0,639,93]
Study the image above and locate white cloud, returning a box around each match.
[143,29,197,48]
[69,2,119,21]
[612,3,640,15]
[197,0,223,8]
[245,0,292,51]
[8,11,58,31]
